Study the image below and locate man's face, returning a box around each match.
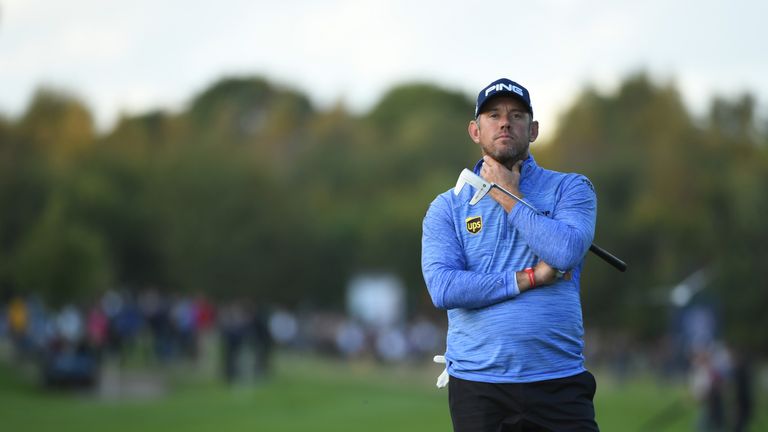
[468,95,538,165]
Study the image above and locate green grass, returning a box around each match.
[0,353,764,432]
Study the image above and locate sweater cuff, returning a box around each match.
[507,271,520,297]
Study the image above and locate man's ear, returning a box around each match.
[529,120,539,143]
[468,120,481,144]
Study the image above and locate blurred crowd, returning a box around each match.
[582,304,757,432]
[0,290,446,388]
[0,291,757,430]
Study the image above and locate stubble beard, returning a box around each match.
[484,138,529,168]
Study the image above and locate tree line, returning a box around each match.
[1,73,766,353]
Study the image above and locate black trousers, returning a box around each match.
[448,371,599,432]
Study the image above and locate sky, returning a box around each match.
[1,0,766,140]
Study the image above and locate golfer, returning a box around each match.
[421,78,600,431]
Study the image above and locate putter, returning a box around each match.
[454,169,627,272]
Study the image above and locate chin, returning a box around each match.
[490,151,517,165]
[492,155,512,165]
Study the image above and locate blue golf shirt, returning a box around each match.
[421,156,597,383]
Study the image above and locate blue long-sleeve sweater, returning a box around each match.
[421,156,597,383]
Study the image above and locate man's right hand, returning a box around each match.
[482,156,523,213]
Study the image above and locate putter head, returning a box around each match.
[453,169,492,205]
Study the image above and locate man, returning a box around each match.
[421,78,599,431]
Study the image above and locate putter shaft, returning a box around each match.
[489,181,627,272]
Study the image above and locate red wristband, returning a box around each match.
[524,267,535,288]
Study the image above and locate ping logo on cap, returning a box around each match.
[475,78,532,118]
[466,216,482,234]
[485,83,524,98]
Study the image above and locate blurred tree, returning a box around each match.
[12,193,113,306]
[0,111,52,297]
[184,76,313,168]
[365,82,475,177]
[703,94,768,349]
[543,73,767,350]
[146,147,285,300]
[102,110,182,157]
[286,105,371,305]
[356,84,476,307]
[544,75,686,333]
[17,87,95,168]
[71,151,163,288]
[2,74,766,354]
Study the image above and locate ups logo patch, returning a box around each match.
[465,216,482,234]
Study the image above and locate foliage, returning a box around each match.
[540,73,768,346]
[1,73,766,351]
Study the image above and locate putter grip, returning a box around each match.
[589,243,627,272]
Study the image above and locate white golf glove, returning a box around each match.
[433,355,449,389]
